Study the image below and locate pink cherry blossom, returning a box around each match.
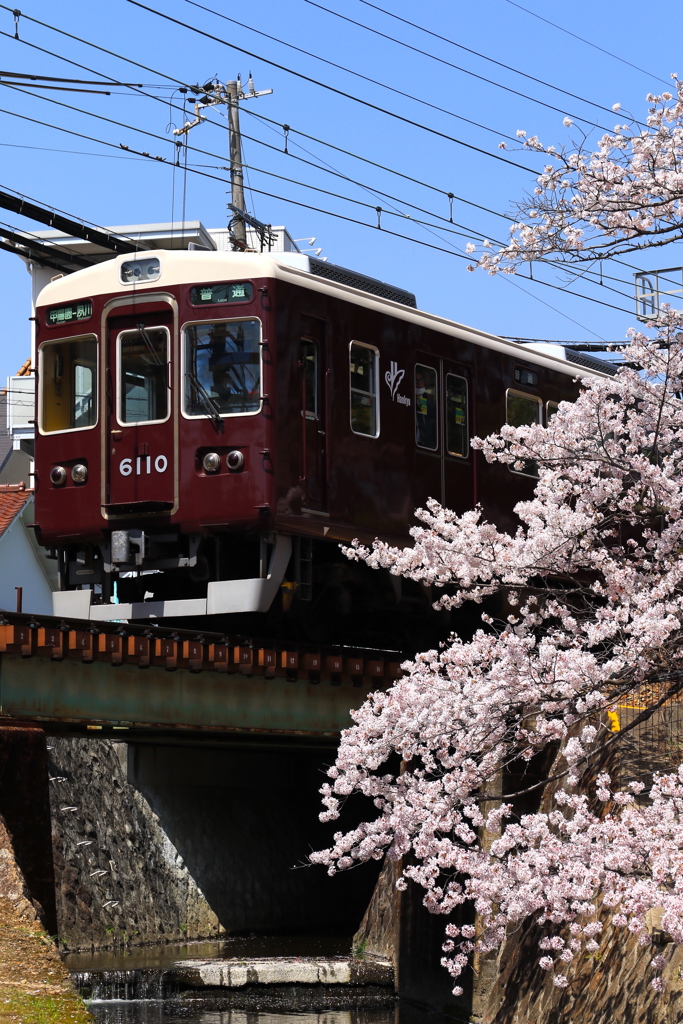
[466,80,683,270]
[311,316,683,993]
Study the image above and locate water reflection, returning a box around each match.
[67,936,351,972]
[89,1008,396,1024]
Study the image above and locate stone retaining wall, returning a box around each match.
[49,737,221,949]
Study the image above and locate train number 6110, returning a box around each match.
[120,455,168,476]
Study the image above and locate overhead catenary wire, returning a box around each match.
[350,0,656,121]
[0,9,648,300]
[0,95,635,317]
[0,9,649,322]
[124,0,542,175]
[0,91,638,304]
[0,77,643,311]
[1,0,672,300]
[3,9,521,229]
[501,0,670,87]
[302,0,630,132]
[0,1,628,246]
[180,0,605,141]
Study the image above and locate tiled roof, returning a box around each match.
[0,483,32,539]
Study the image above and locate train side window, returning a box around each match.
[546,401,559,423]
[349,342,379,437]
[118,327,169,425]
[38,335,97,434]
[415,364,438,450]
[301,340,318,419]
[506,389,541,477]
[446,374,468,457]
[183,318,261,418]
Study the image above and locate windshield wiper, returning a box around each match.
[187,368,223,431]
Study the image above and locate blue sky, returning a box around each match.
[0,0,681,384]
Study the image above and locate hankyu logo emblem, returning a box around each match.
[385,360,405,400]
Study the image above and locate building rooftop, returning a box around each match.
[0,483,31,540]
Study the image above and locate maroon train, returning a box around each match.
[33,248,612,645]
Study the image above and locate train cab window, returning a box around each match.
[118,327,169,424]
[301,340,318,419]
[415,364,438,450]
[446,374,468,457]
[546,401,559,423]
[183,318,261,418]
[39,335,97,434]
[506,389,542,476]
[349,342,379,437]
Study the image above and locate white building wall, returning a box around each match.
[0,507,55,615]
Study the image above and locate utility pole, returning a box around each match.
[174,73,272,251]
[226,79,246,248]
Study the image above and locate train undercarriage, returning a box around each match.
[50,531,457,653]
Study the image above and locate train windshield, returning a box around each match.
[39,335,97,433]
[183,318,261,417]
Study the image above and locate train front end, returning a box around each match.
[34,249,285,621]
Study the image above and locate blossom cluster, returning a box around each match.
[311,317,683,993]
[465,78,683,270]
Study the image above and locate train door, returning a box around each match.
[103,301,177,514]
[442,360,475,515]
[299,315,327,512]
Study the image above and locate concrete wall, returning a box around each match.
[48,737,380,950]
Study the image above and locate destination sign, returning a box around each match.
[47,300,93,326]
[189,282,253,305]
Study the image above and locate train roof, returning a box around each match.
[37,249,616,380]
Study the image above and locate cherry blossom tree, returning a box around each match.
[311,314,683,992]
[466,77,683,271]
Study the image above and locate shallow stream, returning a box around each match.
[88,1011,395,1024]
[68,939,399,1024]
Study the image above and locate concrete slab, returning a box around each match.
[171,956,393,989]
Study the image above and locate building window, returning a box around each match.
[415,364,438,450]
[350,342,379,436]
[446,374,468,457]
[506,389,542,476]
[546,400,559,423]
[39,335,97,434]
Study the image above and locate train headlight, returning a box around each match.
[226,450,244,471]
[202,452,221,473]
[50,466,67,486]
[71,463,88,483]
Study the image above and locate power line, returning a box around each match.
[0,82,118,95]
[0,7,518,228]
[501,0,669,86]
[181,0,531,143]
[0,79,636,302]
[0,4,190,90]
[350,0,650,124]
[0,91,635,320]
[0,140,152,160]
[125,0,541,175]
[0,69,143,85]
[0,0,669,302]
[0,4,534,235]
[0,78,639,308]
[303,0,628,132]
[0,13,641,315]
[5,3,670,300]
[0,48,642,302]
